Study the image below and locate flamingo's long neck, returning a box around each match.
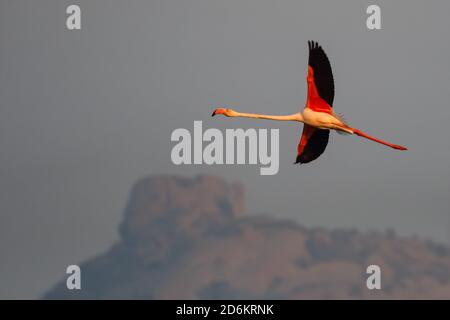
[232,111,304,122]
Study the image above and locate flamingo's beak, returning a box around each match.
[211,108,225,117]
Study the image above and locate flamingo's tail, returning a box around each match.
[351,128,407,151]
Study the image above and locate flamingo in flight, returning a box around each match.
[212,41,407,164]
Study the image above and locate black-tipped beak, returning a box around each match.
[211,110,217,117]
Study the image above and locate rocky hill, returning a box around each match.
[44,175,450,299]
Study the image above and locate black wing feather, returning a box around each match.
[295,129,330,164]
[308,41,335,106]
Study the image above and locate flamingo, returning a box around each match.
[212,41,407,164]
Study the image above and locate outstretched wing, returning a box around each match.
[307,41,335,108]
[295,41,333,163]
[295,125,330,164]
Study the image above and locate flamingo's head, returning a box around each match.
[211,108,236,117]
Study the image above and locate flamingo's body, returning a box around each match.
[212,41,407,164]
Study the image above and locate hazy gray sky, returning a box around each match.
[1,0,449,299]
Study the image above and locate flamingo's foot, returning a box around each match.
[391,144,408,151]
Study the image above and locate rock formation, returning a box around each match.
[44,175,450,299]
